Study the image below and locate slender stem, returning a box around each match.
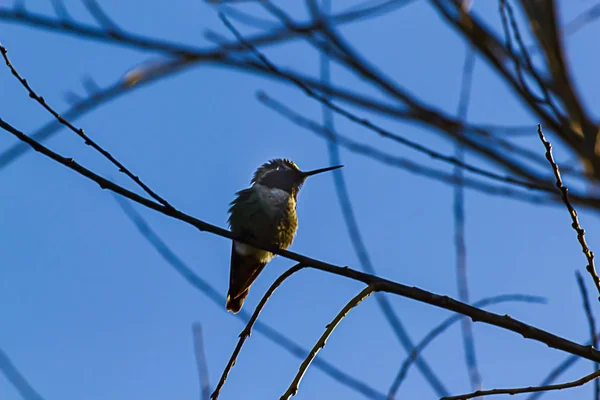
[280,285,378,399]
[537,124,600,298]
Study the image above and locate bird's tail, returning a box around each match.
[227,242,268,314]
[226,291,248,314]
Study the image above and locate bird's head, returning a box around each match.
[252,158,343,198]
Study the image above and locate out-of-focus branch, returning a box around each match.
[387,294,547,399]
[82,0,122,32]
[537,125,600,298]
[576,271,600,400]
[453,43,482,393]
[442,369,600,400]
[280,285,377,399]
[114,196,385,400]
[211,264,305,400]
[192,323,212,400]
[0,348,46,400]
[564,3,600,36]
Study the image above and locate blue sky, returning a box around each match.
[1,0,600,399]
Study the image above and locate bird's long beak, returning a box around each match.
[302,165,344,177]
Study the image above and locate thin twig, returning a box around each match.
[192,324,212,400]
[387,294,547,399]
[3,117,600,366]
[114,196,385,400]
[0,42,175,210]
[442,369,600,400]
[211,264,305,400]
[576,271,600,400]
[280,285,378,399]
[537,124,600,298]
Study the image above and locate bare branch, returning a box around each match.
[442,369,600,400]
[537,124,600,298]
[280,285,377,399]
[211,264,305,400]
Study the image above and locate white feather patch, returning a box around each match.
[234,241,274,264]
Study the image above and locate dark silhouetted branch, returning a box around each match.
[211,264,305,400]
[280,285,377,399]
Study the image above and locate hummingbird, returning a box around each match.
[226,158,343,313]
